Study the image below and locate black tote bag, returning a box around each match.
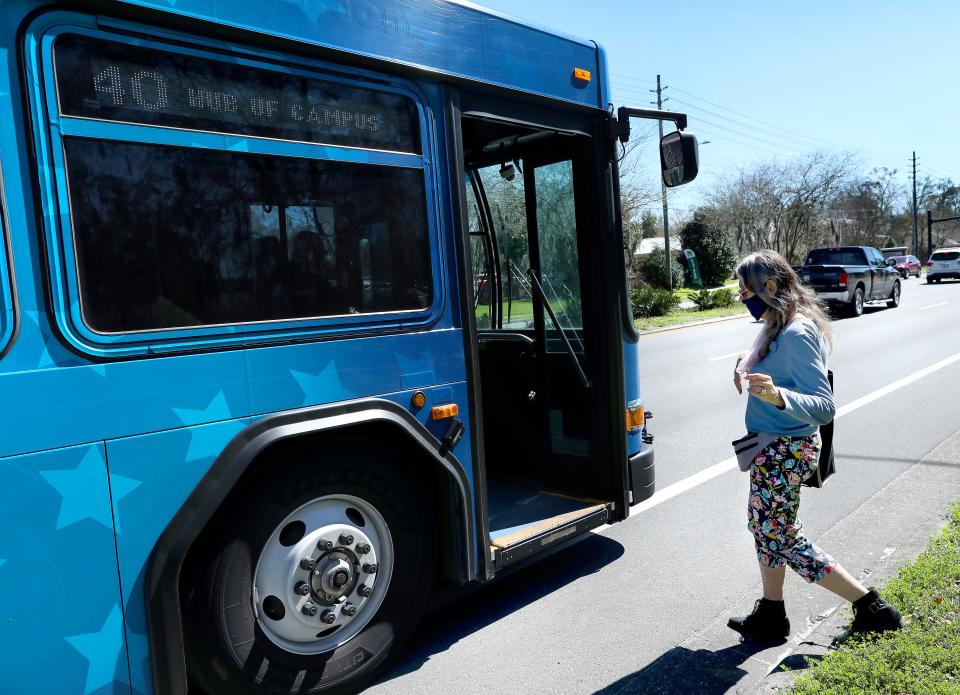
[803,369,835,488]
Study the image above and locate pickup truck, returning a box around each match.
[801,246,901,317]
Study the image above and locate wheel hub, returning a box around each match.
[311,551,358,603]
[252,494,394,655]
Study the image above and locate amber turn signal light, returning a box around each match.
[626,406,645,432]
[431,404,459,420]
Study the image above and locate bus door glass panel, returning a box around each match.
[475,165,534,331]
[533,159,583,353]
[464,174,494,330]
[532,158,589,459]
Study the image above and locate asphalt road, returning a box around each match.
[368,277,960,695]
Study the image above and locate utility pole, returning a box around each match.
[912,152,918,256]
[651,74,672,290]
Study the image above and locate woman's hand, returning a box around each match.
[744,372,786,408]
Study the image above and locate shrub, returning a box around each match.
[679,211,738,286]
[631,285,681,318]
[711,287,737,308]
[691,288,715,311]
[691,287,737,311]
[639,248,685,290]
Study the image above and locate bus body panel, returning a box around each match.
[111,0,603,109]
[0,442,132,695]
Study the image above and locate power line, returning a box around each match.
[613,82,907,168]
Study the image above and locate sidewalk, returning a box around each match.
[642,427,960,695]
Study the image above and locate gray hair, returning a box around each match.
[736,249,832,358]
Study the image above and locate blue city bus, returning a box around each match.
[0,2,698,693]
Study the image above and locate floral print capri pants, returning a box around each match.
[748,434,836,583]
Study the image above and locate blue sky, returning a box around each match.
[477,0,959,217]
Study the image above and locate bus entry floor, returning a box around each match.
[487,480,601,543]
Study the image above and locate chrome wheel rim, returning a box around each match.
[253,494,394,655]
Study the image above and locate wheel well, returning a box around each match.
[184,422,470,591]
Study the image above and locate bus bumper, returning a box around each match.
[629,445,655,504]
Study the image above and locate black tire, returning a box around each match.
[887,281,901,308]
[184,449,436,695]
[847,286,864,317]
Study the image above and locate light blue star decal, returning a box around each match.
[40,447,141,533]
[292,362,352,404]
[228,139,249,152]
[0,559,6,568]
[173,391,231,426]
[65,604,127,695]
[182,420,247,463]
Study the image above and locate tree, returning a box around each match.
[828,168,902,248]
[679,211,738,285]
[705,151,858,263]
[638,247,684,290]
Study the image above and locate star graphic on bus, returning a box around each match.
[65,604,127,695]
[291,362,352,404]
[40,447,141,533]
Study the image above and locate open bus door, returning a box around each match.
[453,96,626,574]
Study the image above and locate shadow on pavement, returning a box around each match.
[769,651,824,674]
[373,532,625,686]
[592,640,774,695]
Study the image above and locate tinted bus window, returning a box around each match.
[63,138,432,332]
[55,35,421,153]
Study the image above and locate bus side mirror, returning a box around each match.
[660,131,699,187]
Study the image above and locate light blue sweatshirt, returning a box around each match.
[745,316,836,437]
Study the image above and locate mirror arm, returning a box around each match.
[614,107,688,143]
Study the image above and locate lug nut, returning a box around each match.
[317,539,334,552]
[294,581,310,596]
[301,602,318,617]
[321,610,336,624]
[362,562,378,575]
[342,603,357,617]
[299,557,316,571]
[338,533,354,546]
[358,584,373,598]
[356,543,371,555]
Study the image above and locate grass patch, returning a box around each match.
[634,303,749,331]
[790,503,960,695]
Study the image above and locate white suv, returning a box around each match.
[926,248,960,283]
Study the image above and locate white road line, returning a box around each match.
[920,302,949,311]
[596,350,960,532]
[708,351,744,362]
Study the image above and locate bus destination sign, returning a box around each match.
[54,34,421,154]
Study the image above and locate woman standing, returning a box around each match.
[727,250,902,642]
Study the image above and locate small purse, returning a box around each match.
[802,369,835,488]
[732,432,779,472]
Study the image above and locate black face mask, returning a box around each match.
[742,294,769,321]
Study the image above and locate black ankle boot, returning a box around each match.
[850,588,902,634]
[727,598,790,642]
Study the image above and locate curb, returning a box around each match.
[638,311,754,336]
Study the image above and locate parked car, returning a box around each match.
[888,255,921,279]
[926,248,960,283]
[801,245,901,317]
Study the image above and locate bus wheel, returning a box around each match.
[184,452,436,695]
